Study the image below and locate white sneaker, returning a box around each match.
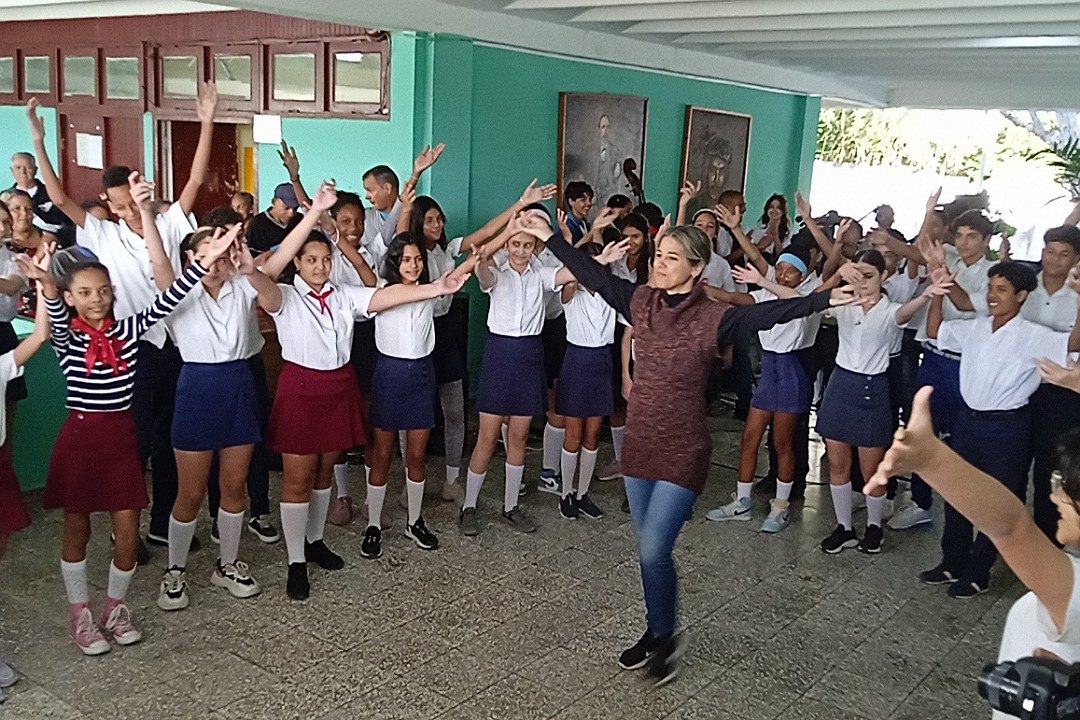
[706,495,752,522]
[888,505,933,530]
[211,560,262,599]
[851,490,867,512]
[0,657,18,688]
[158,567,189,611]
[760,499,790,534]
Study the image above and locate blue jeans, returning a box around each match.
[624,476,697,638]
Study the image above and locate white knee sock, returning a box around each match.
[504,463,524,512]
[333,463,350,499]
[776,480,793,502]
[217,509,245,566]
[366,483,386,530]
[280,502,309,564]
[61,559,88,605]
[306,488,331,543]
[398,431,408,464]
[543,423,565,473]
[736,481,753,501]
[364,465,371,484]
[611,425,625,462]
[168,516,196,570]
[407,479,425,525]
[830,482,854,530]
[464,469,485,510]
[867,494,886,527]
[446,465,460,486]
[107,561,134,602]
[578,448,598,498]
[560,449,578,498]
[501,423,508,449]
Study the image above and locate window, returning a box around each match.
[333,51,381,104]
[214,54,251,99]
[106,56,140,100]
[24,55,50,94]
[0,56,13,94]
[63,55,96,97]
[162,54,199,97]
[272,52,316,102]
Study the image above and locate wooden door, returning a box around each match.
[58,112,143,206]
[169,120,238,224]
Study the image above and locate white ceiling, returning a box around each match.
[2,0,1077,109]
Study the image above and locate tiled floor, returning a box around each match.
[0,413,1016,719]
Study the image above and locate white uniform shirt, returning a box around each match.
[883,269,920,353]
[753,271,824,353]
[165,274,263,363]
[749,224,794,250]
[425,242,458,318]
[938,315,1070,411]
[564,286,615,348]
[374,281,436,360]
[0,352,24,444]
[828,297,904,375]
[610,256,643,284]
[76,203,194,349]
[702,252,736,292]
[482,258,561,337]
[330,244,376,288]
[1023,273,1078,333]
[0,246,26,322]
[362,200,403,273]
[269,276,377,370]
[994,555,1080,720]
[914,247,993,343]
[536,246,565,320]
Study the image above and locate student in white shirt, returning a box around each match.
[26,87,217,556]
[923,262,1080,598]
[817,249,952,555]
[867,387,1080,720]
[749,193,794,260]
[0,202,30,417]
[360,232,476,560]
[241,182,467,600]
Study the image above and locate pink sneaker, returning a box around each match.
[596,460,623,482]
[71,606,110,656]
[103,602,143,646]
[328,496,354,526]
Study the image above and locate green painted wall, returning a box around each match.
[0,105,61,188]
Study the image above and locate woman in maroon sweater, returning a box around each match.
[534,221,854,685]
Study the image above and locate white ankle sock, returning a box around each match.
[504,463,524,512]
[407,479,425,525]
[446,465,460,485]
[279,502,309,564]
[168,516,196,570]
[736,481,753,501]
[61,559,88,605]
[366,483,386,530]
[107,561,134,602]
[830,482,854,530]
[611,425,625,462]
[217,509,245,566]
[866,494,886,527]
[464,469,485,510]
[776,480,793,502]
[560,449,578,499]
[578,448,598,498]
[333,463,350,499]
[543,423,565,473]
[307,488,331,543]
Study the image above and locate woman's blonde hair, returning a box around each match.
[658,225,712,271]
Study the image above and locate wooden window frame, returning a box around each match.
[157,44,206,111]
[266,40,324,114]
[59,47,101,106]
[209,42,259,115]
[327,38,390,118]
[102,46,146,110]
[0,50,17,104]
[20,47,57,104]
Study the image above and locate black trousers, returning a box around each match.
[941,405,1032,586]
[1025,384,1080,543]
[133,340,182,539]
[731,322,756,414]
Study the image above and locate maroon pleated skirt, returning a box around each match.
[0,443,30,534]
[43,410,149,512]
[266,362,366,455]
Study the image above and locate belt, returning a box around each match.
[966,405,1028,417]
[921,342,961,361]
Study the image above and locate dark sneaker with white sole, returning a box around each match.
[948,579,988,599]
[918,564,957,586]
[646,632,688,687]
[576,493,604,520]
[858,524,884,554]
[820,524,859,554]
[248,515,280,544]
[618,630,656,670]
[305,539,345,569]
[212,560,261,598]
[459,507,480,536]
[559,494,578,520]
[360,527,383,559]
[406,517,439,550]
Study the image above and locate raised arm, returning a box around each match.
[278,139,312,209]
[13,286,51,367]
[26,99,86,228]
[177,82,218,216]
[1067,200,1080,228]
[926,293,944,339]
[457,179,557,254]
[130,171,176,290]
[1069,271,1080,353]
[914,187,943,244]
[675,180,699,227]
[237,242,283,314]
[260,182,337,281]
[794,192,835,257]
[869,387,1074,631]
[367,266,468,313]
[15,244,63,349]
[896,269,952,326]
[717,204,768,276]
[734,264,799,300]
[717,286,854,347]
[336,239,377,287]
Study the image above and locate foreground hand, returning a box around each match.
[621,376,633,402]
[202,225,242,267]
[196,81,218,122]
[434,268,469,295]
[554,209,572,240]
[597,239,630,266]
[794,191,811,220]
[828,286,858,306]
[1037,357,1080,395]
[837,261,862,286]
[594,207,619,230]
[520,179,558,206]
[310,181,338,214]
[128,171,156,212]
[235,242,257,276]
[26,98,45,141]
[714,204,739,230]
[866,386,939,493]
[15,240,56,283]
[679,180,701,208]
[413,143,446,175]
[926,187,943,214]
[732,264,763,286]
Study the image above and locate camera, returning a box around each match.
[980,656,1080,719]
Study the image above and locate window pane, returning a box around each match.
[0,57,13,94]
[334,52,381,104]
[106,57,140,100]
[273,52,315,102]
[163,55,198,97]
[24,55,50,94]
[214,54,251,100]
[64,55,96,97]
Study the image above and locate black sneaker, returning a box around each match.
[210,520,220,545]
[576,493,604,520]
[406,517,439,550]
[918,564,957,586]
[947,579,988,599]
[560,494,579,520]
[360,526,383,559]
[287,562,309,601]
[646,632,688,687]
[618,630,656,670]
[858,524,883,554]
[305,539,345,569]
[820,524,858,554]
[247,515,281,544]
[147,533,201,552]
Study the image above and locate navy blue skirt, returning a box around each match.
[816,367,892,448]
[476,333,547,417]
[542,315,568,388]
[371,354,437,431]
[172,360,261,452]
[752,351,812,415]
[432,312,467,385]
[556,344,614,418]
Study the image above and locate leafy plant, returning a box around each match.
[1027,139,1080,200]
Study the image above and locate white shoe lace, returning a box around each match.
[163,571,185,595]
[76,608,103,642]
[224,561,252,581]
[106,603,132,632]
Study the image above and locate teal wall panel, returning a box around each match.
[0,104,61,189]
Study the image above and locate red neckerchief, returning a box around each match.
[307,288,334,319]
[70,317,128,376]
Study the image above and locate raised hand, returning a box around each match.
[555,209,572,241]
[921,273,954,298]
[837,261,862,286]
[657,213,672,238]
[837,218,853,242]
[400,183,417,209]
[235,242,257,276]
[714,204,739,230]
[828,285,858,307]
[413,143,446,175]
[278,140,300,180]
[594,207,619,230]
[1036,357,1080,394]
[433,267,470,295]
[998,236,1012,261]
[310,181,338,214]
[196,81,218,123]
[15,240,56,284]
[794,191,811,220]
[866,386,938,492]
[520,179,557,206]
[916,234,947,270]
[926,187,943,214]
[202,225,242,267]
[679,180,701,208]
[597,239,630,266]
[732,264,763,286]
[128,171,155,213]
[26,98,45,142]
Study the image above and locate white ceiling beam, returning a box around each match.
[627,6,1080,34]
[0,0,224,19]
[674,22,1080,44]
[507,0,726,9]
[571,0,1074,23]
[890,82,1080,109]
[731,37,1080,52]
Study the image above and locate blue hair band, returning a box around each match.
[776,252,807,276]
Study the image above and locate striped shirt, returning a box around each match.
[46,263,207,412]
